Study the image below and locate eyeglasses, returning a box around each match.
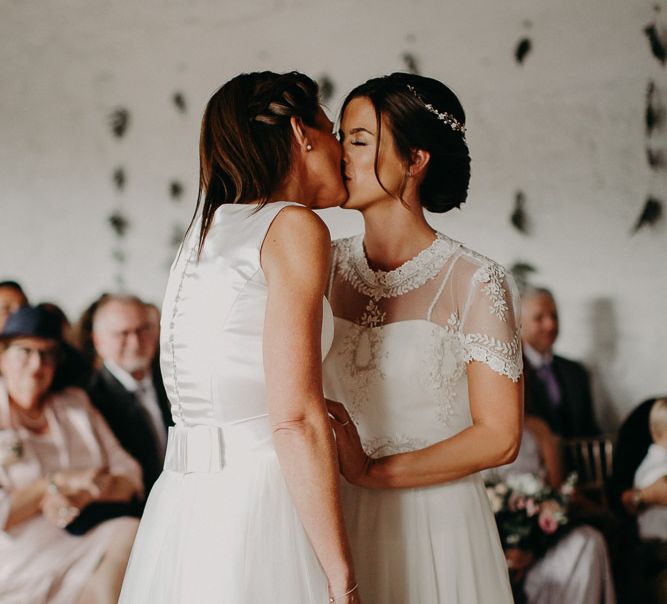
[6,344,60,366]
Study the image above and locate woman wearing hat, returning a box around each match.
[0,306,143,603]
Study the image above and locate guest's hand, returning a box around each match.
[41,490,80,528]
[326,400,372,486]
[53,468,107,509]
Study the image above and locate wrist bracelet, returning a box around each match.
[329,583,358,602]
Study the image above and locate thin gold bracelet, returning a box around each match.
[329,583,358,602]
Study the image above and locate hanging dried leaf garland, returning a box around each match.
[109,108,130,139]
[401,52,420,75]
[169,180,184,201]
[514,38,532,65]
[108,211,130,238]
[646,81,664,136]
[644,22,667,65]
[631,197,663,234]
[510,190,530,234]
[509,261,537,293]
[112,167,126,191]
[317,75,335,104]
[647,147,666,170]
[172,91,187,113]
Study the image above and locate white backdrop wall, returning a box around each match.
[1,0,666,429]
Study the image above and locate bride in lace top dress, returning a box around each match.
[323,73,524,603]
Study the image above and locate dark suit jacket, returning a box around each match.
[524,354,600,439]
[87,363,172,499]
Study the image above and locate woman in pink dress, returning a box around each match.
[0,306,143,604]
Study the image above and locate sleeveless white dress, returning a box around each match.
[323,232,522,604]
[120,201,334,603]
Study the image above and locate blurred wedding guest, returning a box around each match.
[88,295,171,499]
[636,399,667,541]
[485,415,616,604]
[521,287,600,438]
[0,305,142,604]
[0,280,28,330]
[610,396,667,603]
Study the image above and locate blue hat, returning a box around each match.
[0,305,64,342]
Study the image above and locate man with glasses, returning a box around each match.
[88,295,171,501]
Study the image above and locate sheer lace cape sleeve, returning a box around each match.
[442,250,523,382]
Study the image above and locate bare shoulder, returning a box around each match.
[262,205,331,284]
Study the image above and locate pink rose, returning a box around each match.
[526,498,539,518]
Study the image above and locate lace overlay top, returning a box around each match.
[322,232,523,457]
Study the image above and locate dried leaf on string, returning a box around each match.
[402,52,420,75]
[112,167,126,191]
[515,38,532,65]
[170,223,186,249]
[172,92,187,113]
[644,23,667,65]
[509,261,537,293]
[631,197,663,234]
[109,108,130,139]
[317,75,335,104]
[647,147,666,170]
[646,81,664,136]
[169,180,184,200]
[111,247,127,264]
[510,190,530,234]
[108,211,130,238]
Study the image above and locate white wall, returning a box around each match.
[1,0,665,428]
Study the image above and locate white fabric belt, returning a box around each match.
[164,425,226,473]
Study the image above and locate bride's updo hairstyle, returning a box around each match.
[193,71,321,254]
[341,72,470,213]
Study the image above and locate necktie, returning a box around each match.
[536,363,562,407]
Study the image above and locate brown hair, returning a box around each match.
[190,71,321,255]
[340,72,470,213]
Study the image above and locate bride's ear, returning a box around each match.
[289,116,311,154]
[407,149,431,178]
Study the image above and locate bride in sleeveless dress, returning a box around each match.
[323,73,524,603]
[120,72,360,604]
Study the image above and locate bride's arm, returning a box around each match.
[329,363,523,489]
[262,207,356,598]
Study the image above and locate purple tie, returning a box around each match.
[536,363,562,407]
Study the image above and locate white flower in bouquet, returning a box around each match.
[505,473,544,497]
[0,429,23,466]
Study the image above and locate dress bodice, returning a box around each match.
[160,202,333,428]
[323,232,522,456]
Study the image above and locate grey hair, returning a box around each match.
[91,294,147,332]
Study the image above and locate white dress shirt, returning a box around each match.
[523,342,553,369]
[104,361,167,459]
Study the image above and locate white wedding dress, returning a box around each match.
[120,202,333,603]
[323,232,522,603]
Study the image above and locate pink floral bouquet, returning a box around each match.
[485,472,577,556]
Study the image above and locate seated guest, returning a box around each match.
[609,396,667,603]
[635,399,667,541]
[485,415,616,604]
[0,280,28,331]
[88,295,171,499]
[0,305,142,603]
[521,287,600,438]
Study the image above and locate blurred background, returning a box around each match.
[1,0,665,429]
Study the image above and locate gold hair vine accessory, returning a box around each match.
[406,85,466,135]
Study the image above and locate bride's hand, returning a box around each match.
[326,400,372,486]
